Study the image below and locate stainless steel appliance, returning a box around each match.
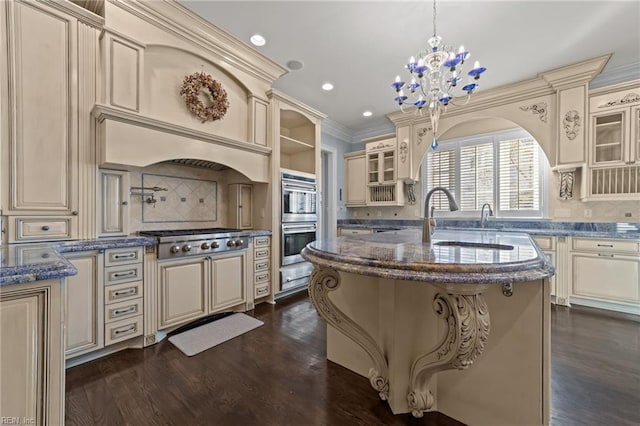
[281,222,317,266]
[280,262,314,292]
[281,169,317,223]
[139,228,249,259]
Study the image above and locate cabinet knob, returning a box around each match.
[41,226,50,231]
[122,201,129,206]
[72,211,78,216]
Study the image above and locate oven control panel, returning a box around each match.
[159,237,248,259]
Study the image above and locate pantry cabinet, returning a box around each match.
[0,0,101,242]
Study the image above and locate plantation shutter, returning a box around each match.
[426,149,455,210]
[459,143,494,210]
[499,137,540,211]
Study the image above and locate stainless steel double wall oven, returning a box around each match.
[280,169,317,291]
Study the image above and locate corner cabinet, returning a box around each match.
[587,84,640,199]
[344,151,367,207]
[0,0,101,242]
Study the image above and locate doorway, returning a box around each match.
[321,147,338,239]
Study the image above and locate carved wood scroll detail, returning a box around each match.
[598,93,640,108]
[399,141,408,163]
[563,110,581,141]
[520,102,548,123]
[558,168,576,200]
[416,126,432,145]
[407,293,490,418]
[308,266,390,401]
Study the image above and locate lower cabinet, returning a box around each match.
[158,251,247,330]
[64,251,104,358]
[0,279,65,425]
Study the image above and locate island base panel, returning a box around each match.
[325,272,550,425]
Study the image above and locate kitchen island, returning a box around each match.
[301,229,554,425]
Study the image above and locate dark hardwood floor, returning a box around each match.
[66,294,640,426]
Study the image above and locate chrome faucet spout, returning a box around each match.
[423,187,459,243]
[480,203,494,228]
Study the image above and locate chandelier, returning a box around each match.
[392,0,486,150]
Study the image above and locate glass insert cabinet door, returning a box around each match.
[367,150,396,184]
[593,111,625,164]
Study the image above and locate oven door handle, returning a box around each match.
[282,182,317,193]
[282,223,317,232]
[285,273,312,282]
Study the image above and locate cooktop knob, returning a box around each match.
[212,241,220,249]
[201,242,211,249]
[182,244,192,252]
[227,240,236,247]
[235,239,244,246]
[170,245,180,254]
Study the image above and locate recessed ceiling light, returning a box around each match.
[322,82,334,91]
[363,111,373,117]
[286,60,304,71]
[250,34,266,47]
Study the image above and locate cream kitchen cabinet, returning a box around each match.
[98,169,130,237]
[0,279,65,425]
[587,84,640,199]
[158,251,247,329]
[228,184,253,229]
[569,237,640,315]
[344,151,367,207]
[64,250,104,358]
[365,138,405,206]
[253,236,271,300]
[0,0,101,242]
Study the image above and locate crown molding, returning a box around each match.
[321,118,353,143]
[42,0,104,27]
[267,89,327,120]
[590,62,640,90]
[352,118,395,143]
[105,0,287,85]
[540,55,610,90]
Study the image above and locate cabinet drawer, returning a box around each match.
[533,236,555,251]
[254,271,270,285]
[254,259,270,272]
[255,283,270,298]
[15,217,71,241]
[254,247,270,260]
[104,264,142,285]
[105,315,143,346]
[105,280,143,304]
[105,298,143,324]
[254,236,270,247]
[105,247,143,267]
[340,228,373,236]
[572,238,639,254]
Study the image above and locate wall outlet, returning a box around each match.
[625,212,633,218]
[414,207,421,217]
[584,209,592,218]
[353,211,358,218]
[376,211,382,217]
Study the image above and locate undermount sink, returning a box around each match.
[434,241,515,250]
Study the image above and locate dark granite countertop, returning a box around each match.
[338,219,640,240]
[302,229,554,285]
[0,237,156,286]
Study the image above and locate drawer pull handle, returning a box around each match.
[596,244,614,248]
[256,263,268,270]
[256,274,268,281]
[112,270,136,278]
[113,288,137,297]
[112,306,137,317]
[256,250,268,256]
[598,253,614,258]
[256,287,268,296]
[113,324,137,336]
[41,226,50,231]
[113,253,136,259]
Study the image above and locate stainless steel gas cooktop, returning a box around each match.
[139,228,248,259]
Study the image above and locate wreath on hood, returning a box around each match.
[179,72,229,122]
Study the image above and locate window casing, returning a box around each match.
[422,129,548,218]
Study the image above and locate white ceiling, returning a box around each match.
[181,1,640,139]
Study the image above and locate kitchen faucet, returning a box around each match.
[480,203,493,228]
[423,187,459,243]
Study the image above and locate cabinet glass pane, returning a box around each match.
[368,153,379,183]
[594,113,623,163]
[383,151,394,182]
[635,109,640,161]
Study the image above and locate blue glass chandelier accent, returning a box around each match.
[392,0,486,150]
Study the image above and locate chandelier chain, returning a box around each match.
[432,0,437,39]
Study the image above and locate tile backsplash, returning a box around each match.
[141,173,217,223]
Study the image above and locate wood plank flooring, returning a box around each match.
[66,294,640,426]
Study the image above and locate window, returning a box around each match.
[422,129,548,218]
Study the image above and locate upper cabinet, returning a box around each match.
[344,151,366,207]
[0,0,102,242]
[269,90,325,175]
[587,83,640,199]
[364,137,405,206]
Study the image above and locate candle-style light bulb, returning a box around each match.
[473,60,480,69]
[409,56,416,64]
[458,45,465,54]
[395,75,401,82]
